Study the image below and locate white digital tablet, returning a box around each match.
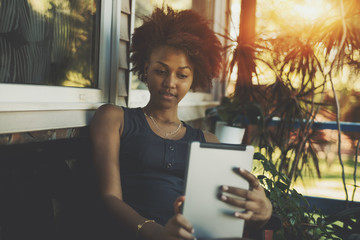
[182,141,254,239]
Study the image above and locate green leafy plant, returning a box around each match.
[324,207,360,240]
[214,96,264,128]
[217,0,360,187]
[217,18,330,183]
[254,152,335,239]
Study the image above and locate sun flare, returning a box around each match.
[293,0,332,22]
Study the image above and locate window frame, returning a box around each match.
[0,0,117,134]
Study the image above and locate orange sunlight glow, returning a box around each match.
[226,0,338,94]
[292,0,332,23]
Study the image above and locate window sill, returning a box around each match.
[0,84,107,134]
[0,103,105,134]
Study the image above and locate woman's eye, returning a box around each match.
[155,69,167,75]
[178,74,188,79]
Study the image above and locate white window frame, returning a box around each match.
[127,0,228,121]
[0,0,118,134]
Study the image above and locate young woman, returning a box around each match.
[90,7,272,240]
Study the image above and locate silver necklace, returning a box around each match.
[144,112,182,138]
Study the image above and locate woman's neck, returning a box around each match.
[142,104,179,124]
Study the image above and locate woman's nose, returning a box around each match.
[162,73,176,88]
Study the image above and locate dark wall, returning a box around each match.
[0,117,214,240]
[0,131,106,240]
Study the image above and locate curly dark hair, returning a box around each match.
[130,6,223,90]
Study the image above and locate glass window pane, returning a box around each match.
[134,0,191,29]
[0,0,100,88]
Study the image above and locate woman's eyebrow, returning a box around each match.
[156,61,192,70]
[155,61,167,67]
[179,66,192,70]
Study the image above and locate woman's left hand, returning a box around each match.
[219,167,272,230]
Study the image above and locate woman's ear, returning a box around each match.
[144,62,149,75]
[143,62,149,82]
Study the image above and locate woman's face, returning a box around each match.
[145,46,194,109]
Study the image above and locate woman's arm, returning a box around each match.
[90,104,195,240]
[90,104,161,239]
[203,131,220,143]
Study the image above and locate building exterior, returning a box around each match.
[0,1,229,239]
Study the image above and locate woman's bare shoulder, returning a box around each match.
[202,130,220,143]
[90,104,124,131]
[96,103,123,115]
[94,103,123,119]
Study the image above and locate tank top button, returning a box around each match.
[166,162,172,169]
[169,145,175,151]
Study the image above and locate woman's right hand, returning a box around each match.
[162,213,195,240]
[161,196,196,240]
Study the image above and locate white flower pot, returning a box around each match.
[215,121,245,144]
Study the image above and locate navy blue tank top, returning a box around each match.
[120,107,206,225]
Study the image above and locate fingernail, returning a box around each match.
[222,185,229,191]
[192,228,195,234]
[221,194,227,201]
[234,210,247,217]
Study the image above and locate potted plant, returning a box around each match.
[207,95,264,144]
[254,152,334,239]
[211,0,360,238]
[211,0,336,183]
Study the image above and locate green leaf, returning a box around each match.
[275,181,288,191]
[290,217,296,226]
[253,152,267,160]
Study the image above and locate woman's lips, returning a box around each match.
[160,91,176,100]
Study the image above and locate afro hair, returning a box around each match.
[130,6,223,90]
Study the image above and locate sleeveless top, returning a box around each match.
[120,107,206,225]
